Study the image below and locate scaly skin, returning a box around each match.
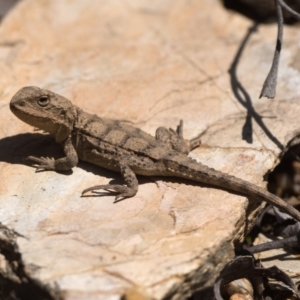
[9,86,300,222]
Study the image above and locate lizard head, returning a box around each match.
[10,86,77,143]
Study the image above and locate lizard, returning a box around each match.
[9,86,300,222]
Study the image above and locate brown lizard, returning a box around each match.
[9,86,300,222]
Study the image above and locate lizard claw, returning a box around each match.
[82,184,120,196]
[26,156,56,170]
[114,195,127,202]
[81,184,136,200]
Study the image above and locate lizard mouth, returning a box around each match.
[10,104,51,131]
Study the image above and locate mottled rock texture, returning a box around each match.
[0,0,300,299]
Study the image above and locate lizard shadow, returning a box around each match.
[228,22,283,150]
[0,133,113,179]
[0,133,67,168]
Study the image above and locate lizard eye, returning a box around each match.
[38,96,49,107]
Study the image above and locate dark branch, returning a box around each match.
[278,0,300,21]
[260,0,283,99]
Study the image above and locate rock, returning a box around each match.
[254,234,300,280]
[224,279,254,299]
[0,0,300,299]
[230,294,254,300]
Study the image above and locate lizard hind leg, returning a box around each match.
[155,120,201,154]
[81,157,139,202]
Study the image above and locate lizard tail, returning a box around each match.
[163,156,300,223]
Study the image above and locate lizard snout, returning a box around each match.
[11,98,25,107]
[10,97,25,114]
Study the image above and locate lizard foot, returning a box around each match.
[27,156,56,171]
[81,184,137,201]
[175,120,202,151]
[156,120,201,154]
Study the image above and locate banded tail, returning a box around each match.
[163,156,300,222]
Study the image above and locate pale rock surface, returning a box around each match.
[0,0,299,299]
[254,234,300,280]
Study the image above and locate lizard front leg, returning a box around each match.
[155,120,201,154]
[27,136,78,171]
[82,156,139,201]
